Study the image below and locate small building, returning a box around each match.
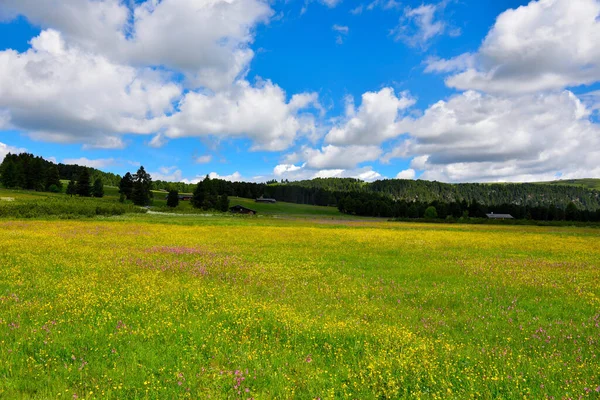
[163,194,193,201]
[255,197,277,204]
[486,212,514,220]
[230,205,257,215]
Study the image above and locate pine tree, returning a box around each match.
[76,168,92,197]
[565,202,579,221]
[166,189,179,208]
[119,172,134,200]
[218,194,229,212]
[46,164,62,192]
[191,176,207,209]
[131,166,152,206]
[0,156,16,188]
[66,177,77,196]
[92,178,104,198]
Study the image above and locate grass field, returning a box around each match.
[1,215,599,399]
[151,195,345,218]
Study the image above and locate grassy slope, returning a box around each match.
[0,218,598,398]
[150,193,345,218]
[536,178,600,190]
[229,197,342,217]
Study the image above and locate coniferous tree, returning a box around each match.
[0,156,16,188]
[131,166,152,206]
[66,178,77,196]
[191,176,208,209]
[92,178,104,198]
[565,202,579,221]
[218,194,230,212]
[119,172,134,200]
[76,168,92,197]
[46,164,62,192]
[167,189,179,208]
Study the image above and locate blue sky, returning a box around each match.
[0,0,599,183]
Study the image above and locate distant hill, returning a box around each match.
[276,178,600,211]
[536,179,600,191]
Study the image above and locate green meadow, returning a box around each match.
[0,205,599,398]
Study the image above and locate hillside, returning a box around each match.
[265,178,600,211]
[537,178,600,191]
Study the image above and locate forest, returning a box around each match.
[2,152,600,222]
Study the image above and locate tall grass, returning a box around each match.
[0,197,147,218]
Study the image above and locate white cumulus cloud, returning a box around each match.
[388,90,600,182]
[432,0,600,94]
[326,88,415,145]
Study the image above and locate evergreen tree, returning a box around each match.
[131,166,152,206]
[76,168,92,197]
[92,178,104,198]
[218,194,230,212]
[565,202,579,221]
[408,204,419,218]
[45,164,62,192]
[119,172,134,200]
[0,156,16,188]
[29,157,46,191]
[167,189,179,208]
[191,176,207,209]
[66,178,77,196]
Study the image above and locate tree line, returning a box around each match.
[0,153,104,197]
[336,192,600,222]
[3,152,600,221]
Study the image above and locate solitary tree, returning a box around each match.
[76,168,92,197]
[92,178,104,198]
[166,189,179,208]
[66,177,77,196]
[119,172,134,200]
[424,206,438,219]
[131,166,152,206]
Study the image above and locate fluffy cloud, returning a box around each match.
[62,157,116,169]
[388,90,600,182]
[149,166,184,183]
[433,0,600,94]
[274,163,303,177]
[0,29,180,147]
[272,163,383,182]
[208,171,243,182]
[1,0,272,90]
[129,0,272,90]
[0,141,26,162]
[0,0,319,152]
[326,88,415,145]
[285,144,382,169]
[396,168,416,179]
[163,80,319,151]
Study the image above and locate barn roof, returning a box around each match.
[486,213,514,219]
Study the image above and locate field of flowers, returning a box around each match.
[1,217,599,399]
